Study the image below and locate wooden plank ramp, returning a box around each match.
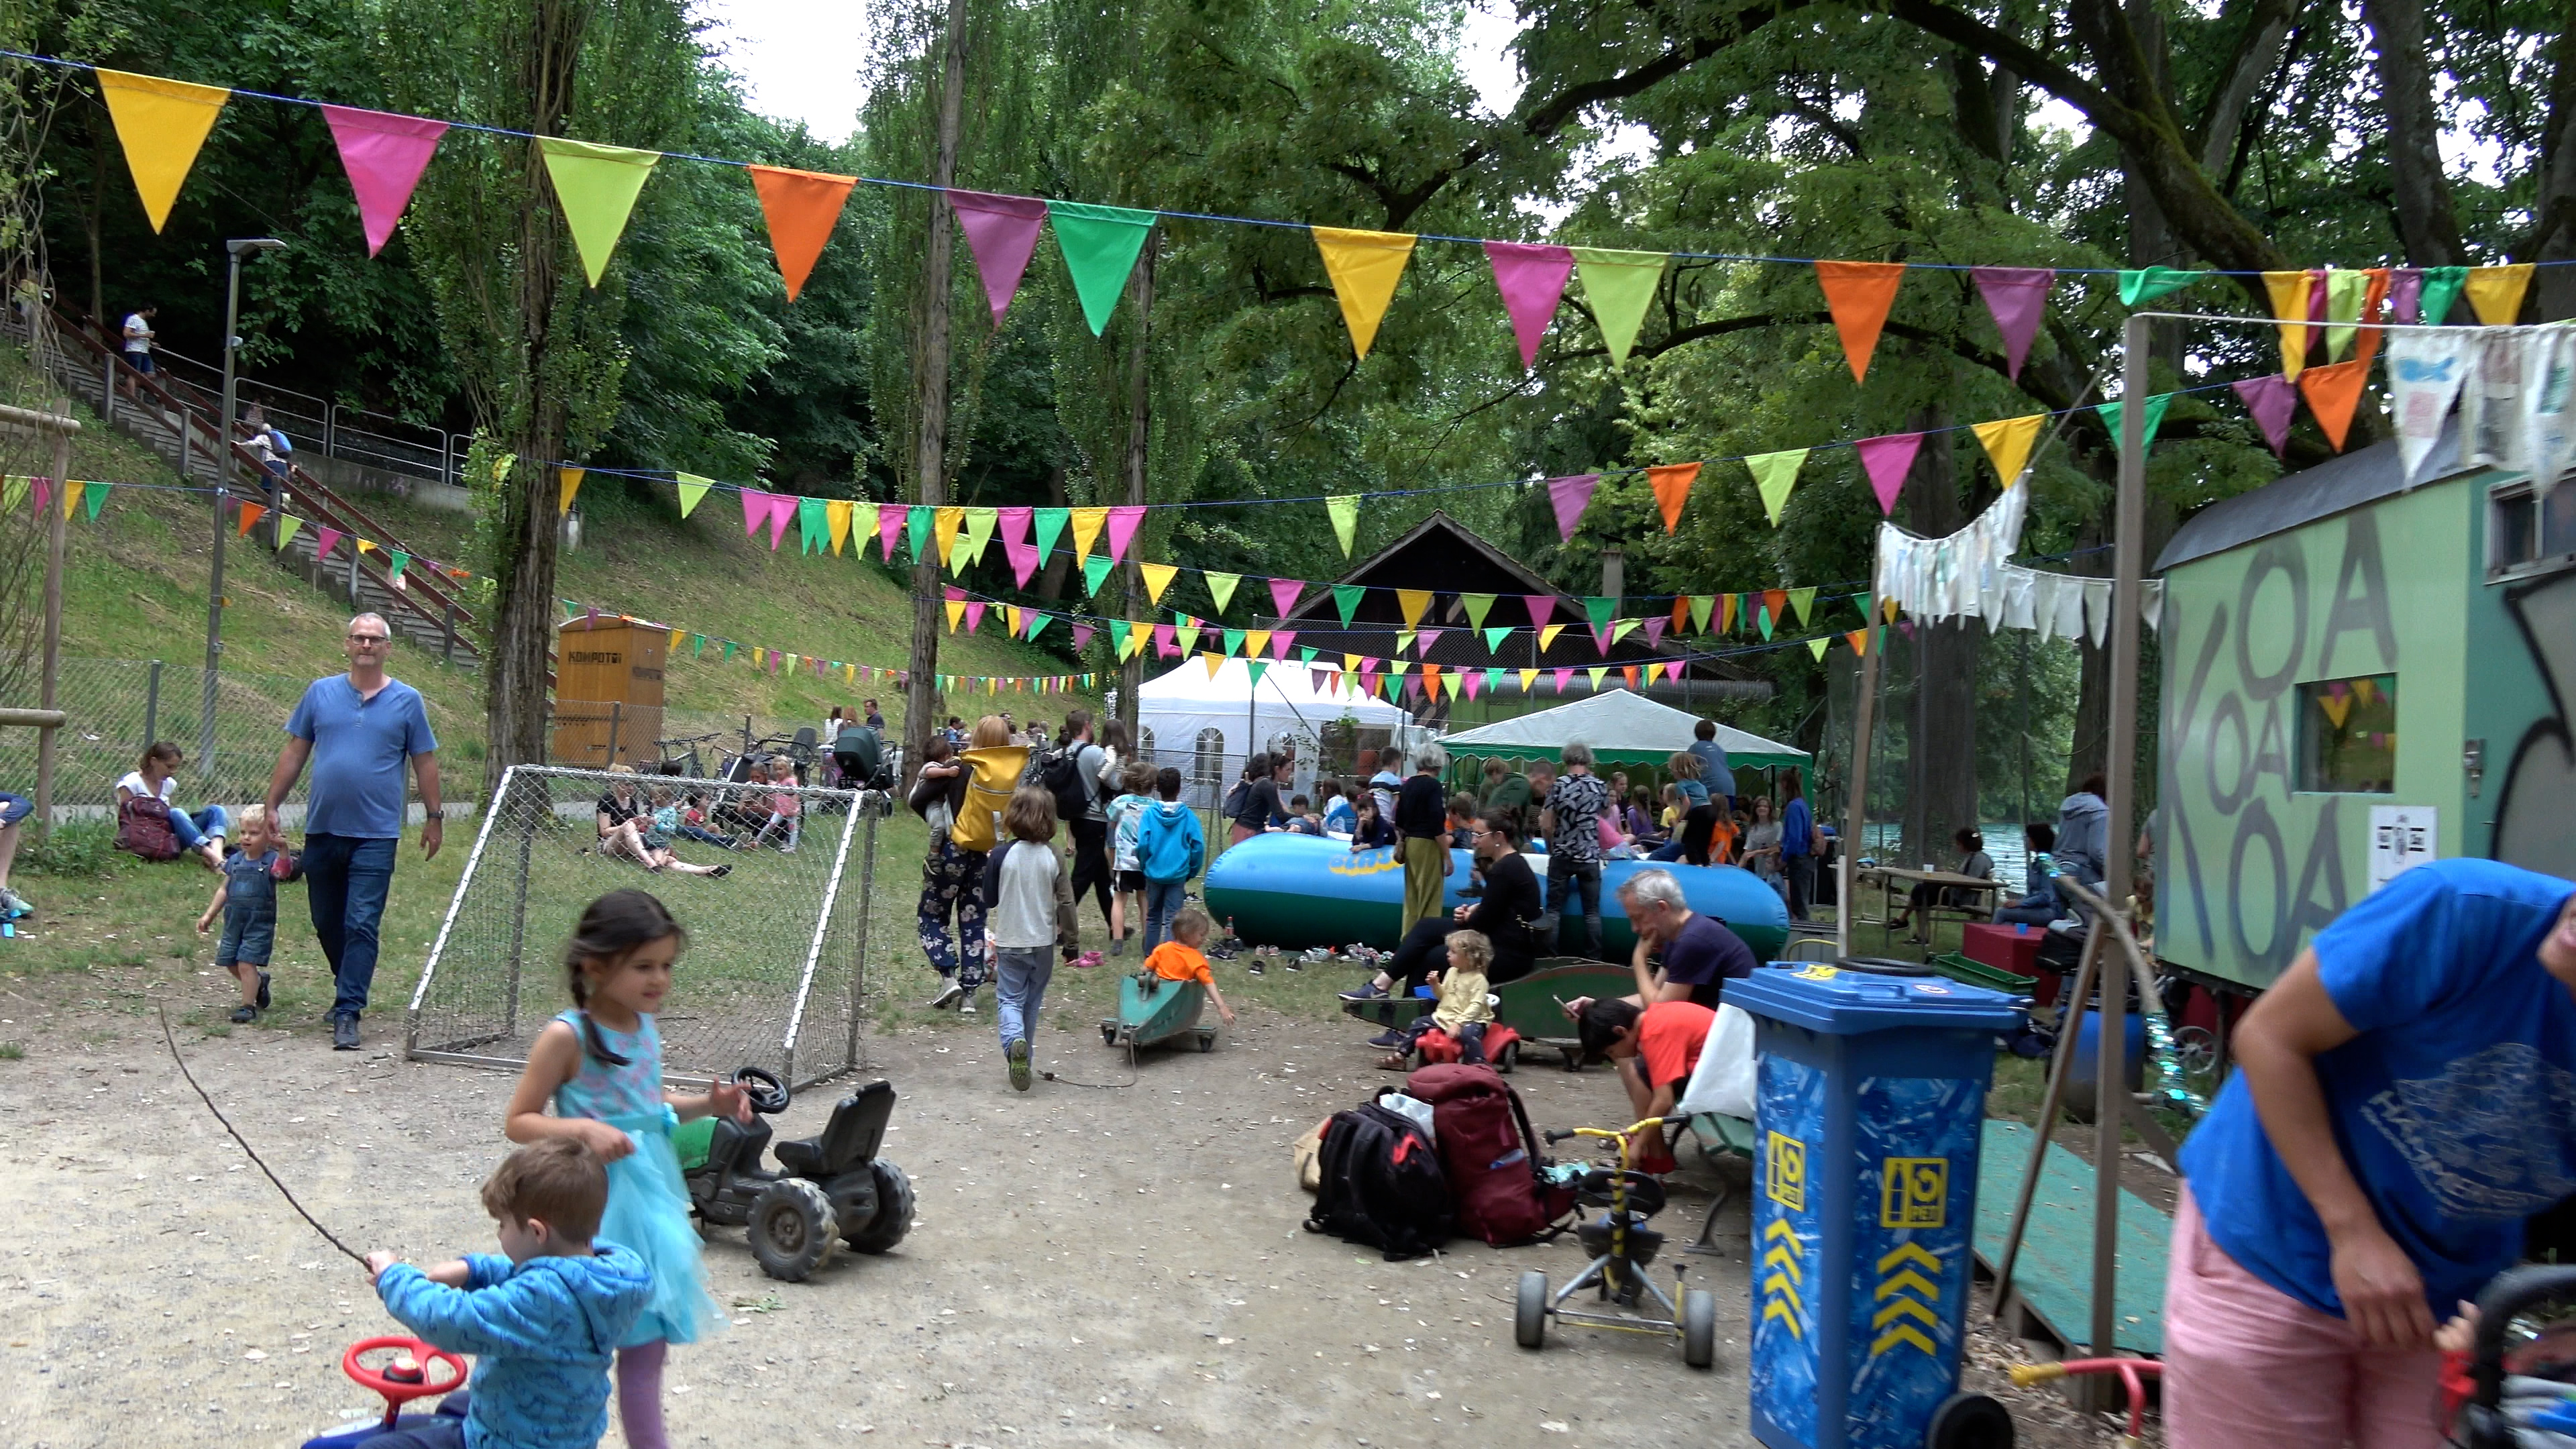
[1972,1118,2170,1356]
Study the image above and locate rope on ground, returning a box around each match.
[158,1002,367,1264]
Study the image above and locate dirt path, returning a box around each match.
[0,974,2142,1448]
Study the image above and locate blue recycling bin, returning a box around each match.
[1733,962,2025,1449]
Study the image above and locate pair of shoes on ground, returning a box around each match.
[232,969,273,1024]
[0,885,33,919]
[1006,1038,1032,1091]
[1065,950,1105,969]
[1244,961,1265,976]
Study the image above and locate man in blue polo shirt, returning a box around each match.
[2167,857,2576,1448]
[266,614,443,1051]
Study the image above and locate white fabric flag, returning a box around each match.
[2461,330,2530,472]
[2525,327,2576,500]
[2004,570,2037,631]
[2387,327,2470,484]
[2083,578,2114,647]
[2142,578,2165,634]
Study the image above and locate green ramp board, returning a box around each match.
[1972,1118,2169,1354]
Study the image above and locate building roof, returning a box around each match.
[2157,417,2469,573]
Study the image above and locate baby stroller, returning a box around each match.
[2458,1263,2576,1448]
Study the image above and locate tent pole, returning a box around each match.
[1837,629,1881,959]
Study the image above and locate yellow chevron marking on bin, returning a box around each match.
[1760,1298,1805,1340]
[1760,1243,1804,1284]
[1871,1323,1937,1358]
[1877,1241,1941,1277]
[1874,1268,1939,1303]
[1873,1295,1939,1331]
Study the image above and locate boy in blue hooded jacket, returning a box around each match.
[1134,765,1205,956]
[348,1138,652,1449]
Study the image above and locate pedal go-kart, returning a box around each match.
[297,1336,468,1445]
[678,1066,916,1282]
[1513,1116,1718,1370]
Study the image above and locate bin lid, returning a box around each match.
[1731,961,2025,1035]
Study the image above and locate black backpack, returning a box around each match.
[1303,1102,1454,1260]
[1222,777,1249,820]
[1037,745,1092,822]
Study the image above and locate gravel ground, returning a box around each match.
[0,974,2153,1448]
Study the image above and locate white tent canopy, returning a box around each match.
[1438,688,1811,775]
[1137,657,1413,806]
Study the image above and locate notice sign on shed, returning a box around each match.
[2369,806,2438,892]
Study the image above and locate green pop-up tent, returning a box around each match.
[1438,688,1809,782]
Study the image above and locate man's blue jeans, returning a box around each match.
[1542,855,1603,960]
[1140,878,1189,953]
[305,834,397,1020]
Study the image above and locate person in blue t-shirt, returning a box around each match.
[266,614,442,1052]
[2165,857,2576,1449]
[1777,774,1814,921]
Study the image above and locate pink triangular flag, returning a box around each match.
[2233,374,2300,457]
[1547,473,1599,541]
[1416,627,1442,656]
[1152,623,1177,657]
[1524,594,1556,629]
[1485,241,1574,369]
[1270,630,1295,660]
[2387,268,2424,325]
[1856,433,1923,515]
[321,106,449,258]
[1071,624,1094,651]
[1104,505,1146,563]
[1971,267,2052,380]
[765,492,797,549]
[1462,669,1483,700]
[998,506,1037,586]
[964,602,986,633]
[1551,667,1573,694]
[741,488,772,537]
[1642,616,1666,647]
[312,527,343,559]
[947,190,1048,325]
[1268,577,1303,619]
[877,502,906,561]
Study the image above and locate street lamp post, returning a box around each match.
[201,237,286,781]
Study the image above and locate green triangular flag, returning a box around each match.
[1034,506,1069,564]
[1484,667,1504,694]
[1083,553,1115,597]
[1047,199,1156,335]
[1788,586,1816,626]
[1298,647,1318,665]
[1809,637,1829,661]
[1175,617,1201,654]
[1459,592,1496,631]
[536,137,661,287]
[906,504,933,561]
[1025,612,1050,641]
[2097,392,2174,453]
[1745,449,1809,526]
[1205,572,1240,613]
[1757,599,1774,640]
[674,472,711,518]
[1570,247,1667,367]
[1609,618,1640,645]
[273,515,300,550]
[1109,619,1132,656]
[1326,495,1359,556]
[388,550,409,582]
[692,634,706,657]
[1334,584,1364,625]
[1583,596,1617,633]
[1221,627,1245,657]
[2117,267,2200,307]
[1688,595,1713,633]
[1246,661,1268,686]
[81,481,109,520]
[1483,626,1512,653]
[2418,265,2470,325]
[798,496,828,554]
[722,641,736,661]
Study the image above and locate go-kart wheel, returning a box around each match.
[1926,1391,2015,1449]
[1515,1271,1549,1349]
[733,1065,790,1115]
[1682,1287,1718,1369]
[1099,1020,1118,1048]
[843,1160,915,1254]
[1197,1028,1217,1053]
[1495,1040,1519,1074]
[747,1178,838,1281]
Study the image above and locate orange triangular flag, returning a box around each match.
[1646,463,1699,533]
[1763,588,1788,627]
[2298,360,2370,452]
[235,501,266,537]
[1845,628,1868,656]
[1814,261,1904,383]
[2354,268,2392,371]
[747,164,857,303]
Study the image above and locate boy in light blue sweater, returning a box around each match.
[345,1138,651,1449]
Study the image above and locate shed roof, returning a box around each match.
[2157,417,2467,573]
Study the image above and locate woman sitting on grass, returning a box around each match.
[115,741,228,871]
[596,767,731,879]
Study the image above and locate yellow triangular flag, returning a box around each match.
[945,598,965,631]
[2263,270,2314,381]
[1069,506,1108,562]
[95,70,231,233]
[1396,588,1432,628]
[1004,605,1023,636]
[557,467,584,515]
[1202,652,1225,680]
[59,480,83,519]
[1970,414,2044,488]
[2465,264,2535,326]
[536,137,663,288]
[1517,668,1539,692]
[1245,630,1271,659]
[826,499,853,555]
[1586,666,1608,691]
[934,505,965,564]
[1310,226,1416,359]
[1140,561,1178,604]
[1538,623,1566,651]
[669,628,685,651]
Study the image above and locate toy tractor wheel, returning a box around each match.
[1514,1271,1549,1349]
[747,1179,838,1282]
[1495,1039,1519,1074]
[1099,1020,1118,1048]
[843,1161,916,1254]
[1681,1288,1718,1369]
[1197,1028,1217,1053]
[1925,1391,2015,1449]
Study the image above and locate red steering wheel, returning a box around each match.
[341,1336,467,1430]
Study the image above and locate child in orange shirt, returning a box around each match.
[1139,906,1237,1027]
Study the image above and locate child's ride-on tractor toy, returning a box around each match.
[1512,1117,1717,1369]
[297,1337,468,1445]
[680,1065,915,1282]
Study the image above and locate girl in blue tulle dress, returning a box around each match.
[504,889,745,1449]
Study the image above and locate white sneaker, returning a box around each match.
[958,991,978,1015]
[926,981,965,1010]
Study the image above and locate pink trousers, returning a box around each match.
[2163,1186,2445,1448]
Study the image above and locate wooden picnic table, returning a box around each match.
[1854,865,2003,939]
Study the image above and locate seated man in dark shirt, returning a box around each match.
[1566,867,1757,1016]
[1343,806,1544,1011]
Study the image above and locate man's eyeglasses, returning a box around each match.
[347,633,390,645]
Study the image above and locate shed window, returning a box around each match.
[2298,674,2398,794]
[2489,480,2576,581]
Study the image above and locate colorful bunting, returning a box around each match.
[747,165,857,303]
[1814,261,1903,383]
[1571,248,1666,367]
[1312,227,1417,359]
[826,499,855,555]
[880,502,908,561]
[557,467,584,515]
[1204,571,1241,613]
[1547,474,1598,542]
[1050,201,1157,335]
[1082,554,1115,598]
[235,501,265,537]
[1746,449,1806,525]
[2418,266,2470,328]
[947,189,1049,323]
[1855,433,1923,515]
[1140,561,1178,605]
[321,105,447,257]
[81,480,109,521]
[2096,393,2174,453]
[1970,267,2052,380]
[1396,588,1432,628]
[1645,463,1698,533]
[2297,360,2369,452]
[274,514,301,550]
[2466,264,2536,326]
[1326,495,1359,557]
[1788,587,1815,626]
[2116,268,2199,307]
[1269,577,1305,618]
[2264,270,2317,380]
[1069,506,1108,563]
[1104,505,1145,563]
[1970,414,2043,488]
[536,137,661,287]
[1334,584,1364,626]
[1485,242,1573,368]
[95,70,231,232]
[2232,375,2299,457]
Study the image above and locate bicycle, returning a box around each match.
[653,732,726,778]
[1512,1116,1717,1369]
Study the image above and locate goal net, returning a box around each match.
[407,765,886,1088]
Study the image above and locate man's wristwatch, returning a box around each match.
[423,810,444,821]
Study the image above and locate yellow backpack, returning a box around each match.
[947,745,1028,853]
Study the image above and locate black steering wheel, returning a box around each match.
[731,1065,790,1115]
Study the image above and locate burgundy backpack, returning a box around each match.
[1404,1063,1575,1246]
[115,796,180,862]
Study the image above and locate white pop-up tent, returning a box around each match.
[1136,657,1412,807]
[1438,688,1811,782]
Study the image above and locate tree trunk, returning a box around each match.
[2530,0,2576,321]
[901,0,971,774]
[482,0,586,778]
[2359,0,2471,270]
[1899,413,1980,866]
[1116,237,1156,749]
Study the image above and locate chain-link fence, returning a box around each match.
[407,765,888,1089]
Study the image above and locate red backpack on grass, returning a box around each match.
[1404,1063,1574,1246]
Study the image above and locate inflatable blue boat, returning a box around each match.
[1202,833,1790,958]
